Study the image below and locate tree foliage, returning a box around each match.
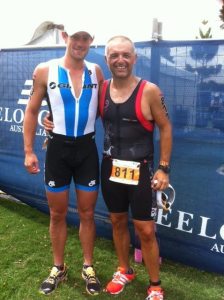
[219,0,224,29]
[196,20,212,39]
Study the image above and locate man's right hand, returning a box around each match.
[24,153,40,174]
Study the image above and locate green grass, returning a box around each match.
[0,197,224,300]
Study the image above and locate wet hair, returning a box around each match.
[104,35,136,56]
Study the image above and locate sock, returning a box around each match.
[150,280,161,287]
[126,267,134,274]
[83,264,93,269]
[54,264,64,271]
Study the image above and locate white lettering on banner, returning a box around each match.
[157,210,194,233]
[0,107,22,123]
[18,79,47,106]
[0,79,48,136]
[10,125,23,133]
[0,107,48,127]
[220,225,224,240]
[36,128,47,136]
[176,211,193,233]
[8,124,47,136]
[0,79,49,137]
[211,243,224,253]
[157,209,224,255]
[157,209,171,227]
[38,110,49,126]
[198,217,216,239]
[1,107,12,122]
[13,109,24,124]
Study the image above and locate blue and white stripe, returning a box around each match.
[47,59,98,137]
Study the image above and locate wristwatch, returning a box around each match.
[158,161,171,174]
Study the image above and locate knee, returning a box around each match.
[110,214,128,231]
[50,210,67,224]
[142,229,155,242]
[136,225,156,243]
[79,207,95,221]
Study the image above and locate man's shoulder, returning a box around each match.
[85,60,101,69]
[142,80,161,93]
[36,58,61,69]
[35,62,48,72]
[34,58,60,78]
[141,80,163,104]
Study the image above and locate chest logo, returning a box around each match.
[49,82,71,89]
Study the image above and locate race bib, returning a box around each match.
[110,159,140,185]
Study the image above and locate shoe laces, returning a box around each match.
[112,269,129,285]
[146,288,164,300]
[85,267,97,283]
[45,266,61,284]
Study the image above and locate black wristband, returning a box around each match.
[158,164,171,174]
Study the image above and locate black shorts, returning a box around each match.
[101,157,157,221]
[45,132,99,192]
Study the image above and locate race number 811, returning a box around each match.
[109,159,140,185]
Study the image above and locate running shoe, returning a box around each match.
[39,264,68,295]
[105,266,135,295]
[82,265,101,295]
[145,286,164,300]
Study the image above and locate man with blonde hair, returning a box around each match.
[23,23,104,296]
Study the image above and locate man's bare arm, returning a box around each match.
[23,63,48,173]
[143,83,172,190]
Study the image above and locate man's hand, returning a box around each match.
[24,153,40,174]
[43,113,54,132]
[151,170,169,190]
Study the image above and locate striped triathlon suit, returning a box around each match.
[44,59,99,192]
[99,79,157,220]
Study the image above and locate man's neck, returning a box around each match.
[61,55,85,71]
[110,76,140,103]
[111,75,138,89]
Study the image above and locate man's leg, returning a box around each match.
[47,190,69,266]
[105,212,135,295]
[134,219,164,299]
[133,220,160,282]
[76,189,98,265]
[110,212,130,270]
[39,190,69,295]
[76,189,101,295]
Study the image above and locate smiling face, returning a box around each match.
[63,31,93,61]
[105,36,137,79]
